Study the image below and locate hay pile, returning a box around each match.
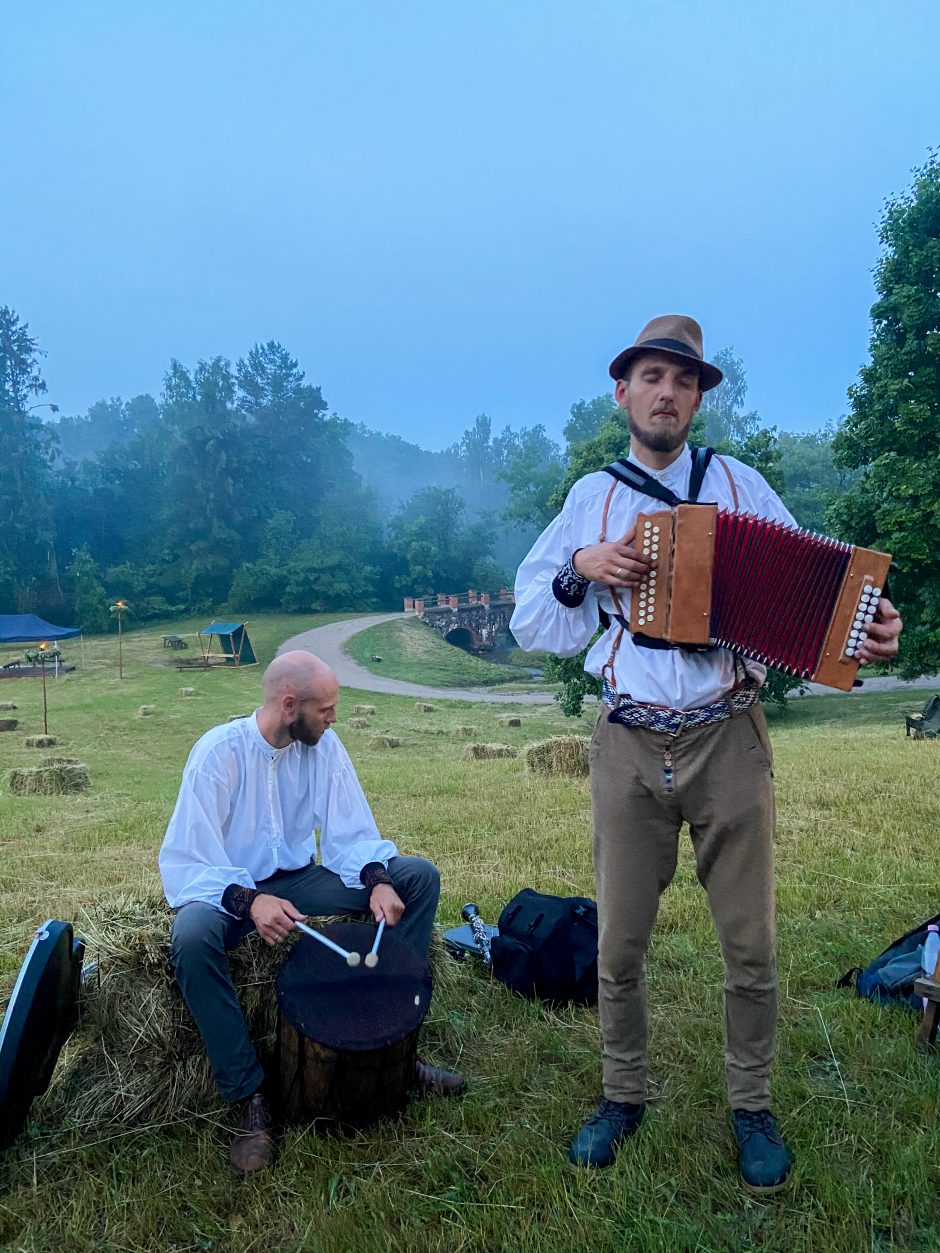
[24,735,57,748]
[8,761,90,795]
[463,743,517,760]
[0,701,17,711]
[348,718,369,730]
[38,894,282,1128]
[370,735,401,749]
[454,726,476,737]
[355,704,376,715]
[524,736,590,778]
[137,705,156,717]
[179,686,197,697]
[0,718,19,732]
[498,716,521,728]
[415,702,436,713]
[36,893,456,1130]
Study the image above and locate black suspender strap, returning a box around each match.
[602,444,714,506]
[687,445,714,503]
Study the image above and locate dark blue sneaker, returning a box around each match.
[568,1098,646,1168]
[732,1109,794,1193]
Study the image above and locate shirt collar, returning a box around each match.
[247,709,292,760]
[645,444,691,486]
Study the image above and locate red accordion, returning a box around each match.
[628,504,892,691]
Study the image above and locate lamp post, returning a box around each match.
[37,641,50,734]
[109,600,130,679]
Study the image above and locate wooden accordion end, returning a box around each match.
[628,504,892,691]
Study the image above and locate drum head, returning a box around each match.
[276,921,431,1052]
[0,920,85,1150]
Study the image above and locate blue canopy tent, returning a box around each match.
[0,615,82,644]
[197,621,257,667]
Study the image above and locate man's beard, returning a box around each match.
[287,716,321,746]
[627,411,692,454]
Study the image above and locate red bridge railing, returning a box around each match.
[403,589,515,613]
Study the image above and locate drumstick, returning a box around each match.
[461,902,493,967]
[365,917,385,968]
[293,919,361,966]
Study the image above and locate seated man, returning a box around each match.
[159,649,465,1176]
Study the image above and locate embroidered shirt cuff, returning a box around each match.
[360,861,394,891]
[221,883,261,919]
[552,555,591,607]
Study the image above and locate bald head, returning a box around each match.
[258,651,339,748]
[263,650,336,704]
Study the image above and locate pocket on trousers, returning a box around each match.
[742,707,774,773]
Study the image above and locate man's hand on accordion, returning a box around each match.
[573,526,652,588]
[857,597,903,665]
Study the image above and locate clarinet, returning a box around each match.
[461,902,493,967]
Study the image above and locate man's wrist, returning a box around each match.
[360,861,394,892]
[221,883,261,920]
[552,551,591,607]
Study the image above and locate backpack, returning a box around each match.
[490,889,598,1006]
[837,912,940,1011]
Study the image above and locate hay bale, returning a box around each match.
[415,702,436,713]
[24,735,57,748]
[355,704,376,715]
[178,686,197,697]
[370,735,401,749]
[0,701,17,711]
[463,742,518,760]
[348,718,369,729]
[35,894,454,1129]
[498,716,521,728]
[0,718,18,732]
[43,756,80,766]
[524,736,590,778]
[8,762,90,795]
[454,726,477,737]
[136,705,156,718]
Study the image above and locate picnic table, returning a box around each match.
[2,657,22,670]
[162,635,188,650]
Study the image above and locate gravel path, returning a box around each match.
[280,613,938,704]
[278,613,556,704]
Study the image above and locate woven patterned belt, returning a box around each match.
[602,676,761,736]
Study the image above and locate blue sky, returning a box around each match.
[3,2,938,448]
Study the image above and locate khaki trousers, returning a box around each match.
[589,703,777,1110]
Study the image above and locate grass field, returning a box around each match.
[1,615,939,1252]
[344,617,538,688]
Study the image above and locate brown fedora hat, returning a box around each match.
[608,314,723,391]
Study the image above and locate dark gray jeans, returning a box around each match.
[170,855,440,1102]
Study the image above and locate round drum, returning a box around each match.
[275,921,431,1131]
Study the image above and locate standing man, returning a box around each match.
[510,316,902,1190]
[160,650,465,1176]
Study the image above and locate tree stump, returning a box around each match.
[275,922,430,1132]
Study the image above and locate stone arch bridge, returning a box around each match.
[404,590,515,652]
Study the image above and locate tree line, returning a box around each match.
[1,157,936,683]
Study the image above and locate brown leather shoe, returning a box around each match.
[413,1055,467,1097]
[229,1092,276,1176]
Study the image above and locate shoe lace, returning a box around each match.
[589,1098,642,1124]
[735,1110,781,1144]
[244,1095,271,1134]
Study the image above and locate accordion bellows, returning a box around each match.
[629,504,891,691]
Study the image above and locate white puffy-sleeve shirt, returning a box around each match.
[510,447,797,711]
[159,714,397,913]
